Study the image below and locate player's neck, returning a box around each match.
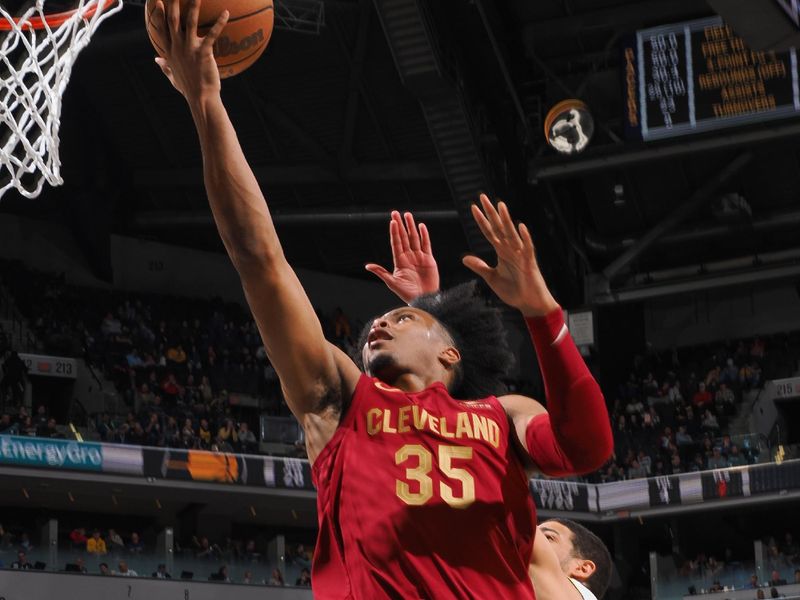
[380,371,449,394]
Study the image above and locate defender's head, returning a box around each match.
[354,281,514,399]
[539,519,613,599]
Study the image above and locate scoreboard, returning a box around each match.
[624,16,800,141]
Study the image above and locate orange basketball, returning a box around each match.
[144,0,274,79]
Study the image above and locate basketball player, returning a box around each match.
[150,2,612,597]
[532,519,613,600]
[371,214,615,600]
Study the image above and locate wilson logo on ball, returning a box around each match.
[215,29,265,58]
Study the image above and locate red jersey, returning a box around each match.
[312,374,536,599]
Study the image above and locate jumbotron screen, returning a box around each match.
[623,16,800,141]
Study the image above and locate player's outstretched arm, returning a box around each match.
[464,195,612,476]
[150,0,360,444]
[365,211,439,303]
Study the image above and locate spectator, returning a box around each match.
[637,450,652,476]
[716,382,736,413]
[693,382,713,409]
[702,410,720,434]
[669,454,684,474]
[627,459,648,479]
[296,567,312,587]
[128,422,147,446]
[242,570,254,584]
[728,445,746,467]
[86,530,107,555]
[181,418,196,448]
[770,588,784,599]
[195,536,218,559]
[38,418,63,439]
[198,419,212,449]
[720,358,739,385]
[268,568,285,586]
[10,550,32,569]
[675,425,693,446]
[144,413,162,446]
[238,422,257,453]
[99,562,111,576]
[0,413,16,434]
[73,557,88,573]
[794,569,800,583]
[33,405,48,429]
[750,574,760,588]
[152,564,172,579]
[709,581,723,592]
[127,532,145,555]
[69,527,88,549]
[117,560,138,576]
[243,539,260,562]
[20,416,37,437]
[164,416,180,447]
[217,419,238,446]
[107,529,125,554]
[213,565,231,583]
[770,570,787,586]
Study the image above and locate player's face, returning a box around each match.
[538,521,575,568]
[362,307,452,380]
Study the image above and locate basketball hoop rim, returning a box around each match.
[0,0,118,30]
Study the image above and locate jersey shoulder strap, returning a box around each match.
[569,578,598,600]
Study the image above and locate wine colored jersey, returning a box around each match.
[311,374,536,599]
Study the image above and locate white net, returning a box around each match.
[0,0,122,200]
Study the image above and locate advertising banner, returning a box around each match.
[0,435,102,471]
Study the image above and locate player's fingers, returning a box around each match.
[396,210,411,254]
[462,255,494,280]
[498,202,523,248]
[518,222,535,253]
[419,222,433,255]
[150,2,171,48]
[518,223,538,266]
[471,203,501,247]
[404,212,421,252]
[166,0,181,37]
[389,218,403,267]
[365,264,395,286]
[201,9,229,50]
[479,193,505,237]
[185,0,200,40]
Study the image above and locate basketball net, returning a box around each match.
[0,0,122,200]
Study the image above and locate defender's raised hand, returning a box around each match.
[365,211,440,304]
[463,194,559,317]
[151,0,229,102]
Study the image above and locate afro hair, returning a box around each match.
[353,281,515,400]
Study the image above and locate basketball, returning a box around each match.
[144,0,274,79]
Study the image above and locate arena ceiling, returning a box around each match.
[2,0,799,307]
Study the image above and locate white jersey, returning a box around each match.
[570,578,598,600]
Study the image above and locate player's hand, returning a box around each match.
[463,194,559,317]
[151,0,228,103]
[365,211,440,304]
